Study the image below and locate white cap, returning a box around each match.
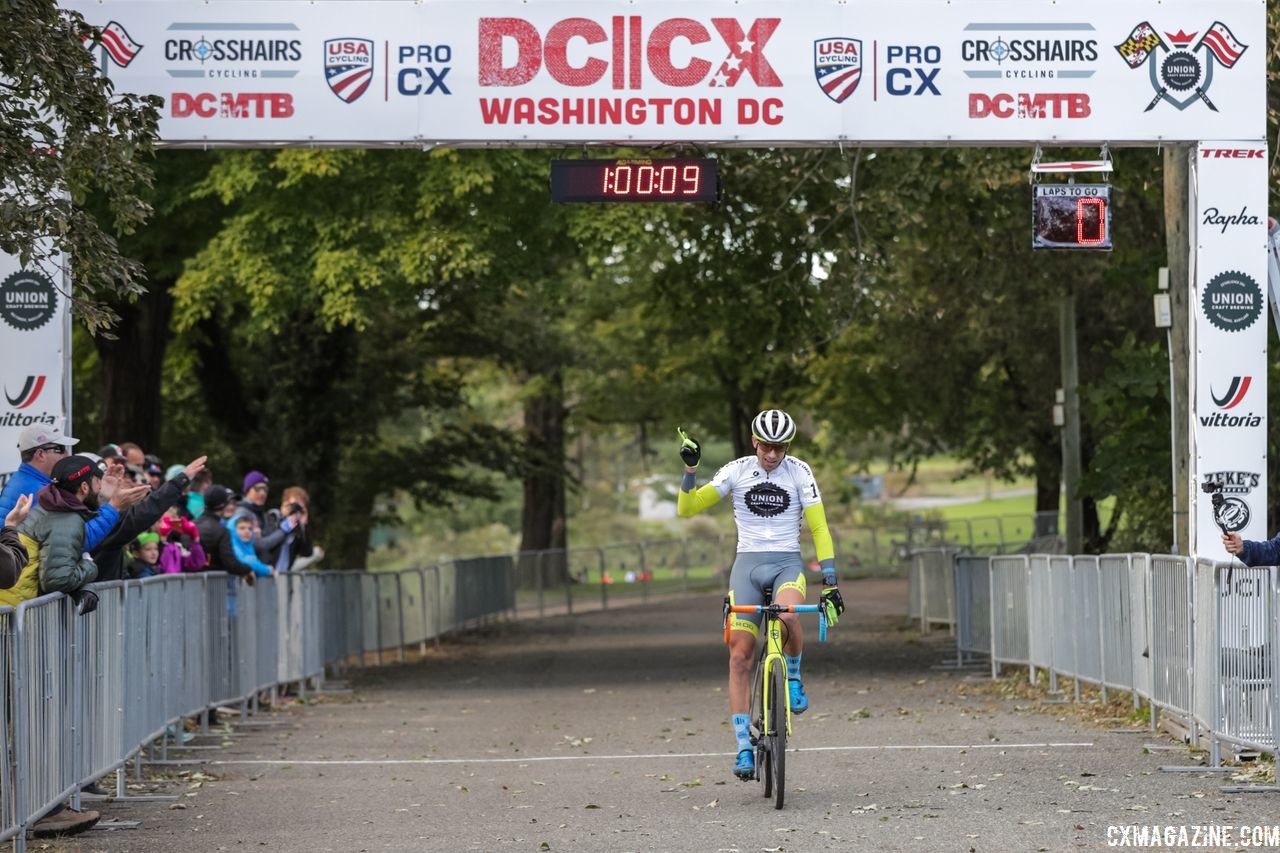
[16,423,79,453]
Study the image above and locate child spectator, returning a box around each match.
[225,509,273,578]
[127,533,161,579]
[157,506,206,573]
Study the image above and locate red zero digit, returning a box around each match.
[614,165,632,194]
[1076,198,1105,245]
[636,165,654,195]
[682,164,700,195]
[658,165,677,194]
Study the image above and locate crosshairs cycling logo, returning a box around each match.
[1114,21,1247,112]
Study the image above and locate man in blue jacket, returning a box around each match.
[0,425,137,551]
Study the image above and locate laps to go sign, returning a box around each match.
[549,158,720,203]
[1032,184,1112,251]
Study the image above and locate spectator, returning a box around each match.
[90,455,208,583]
[157,507,206,573]
[258,486,314,572]
[1,494,33,589]
[196,485,257,581]
[119,441,147,486]
[14,455,106,612]
[226,508,274,579]
[0,425,130,553]
[127,532,162,579]
[0,455,147,608]
[239,470,270,525]
[186,468,213,518]
[144,454,164,490]
[97,443,127,468]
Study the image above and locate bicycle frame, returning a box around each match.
[726,603,826,739]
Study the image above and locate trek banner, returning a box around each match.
[1189,141,1269,556]
[62,0,1265,145]
[0,251,70,486]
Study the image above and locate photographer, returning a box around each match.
[257,486,313,572]
[1220,530,1280,567]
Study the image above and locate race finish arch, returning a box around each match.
[65,0,1268,555]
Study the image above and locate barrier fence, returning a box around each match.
[0,565,516,851]
[920,549,1280,790]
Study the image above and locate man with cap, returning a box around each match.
[1,455,109,611]
[0,424,142,552]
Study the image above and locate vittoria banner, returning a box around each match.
[0,251,70,485]
[1190,141,1269,555]
[60,0,1265,145]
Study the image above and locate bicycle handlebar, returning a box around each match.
[726,603,828,642]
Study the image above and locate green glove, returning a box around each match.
[820,586,844,627]
[677,427,701,468]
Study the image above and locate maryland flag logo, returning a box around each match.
[1115,20,1247,112]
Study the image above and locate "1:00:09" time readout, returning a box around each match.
[603,163,702,196]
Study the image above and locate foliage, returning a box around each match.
[0,0,161,332]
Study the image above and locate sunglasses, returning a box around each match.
[37,444,68,455]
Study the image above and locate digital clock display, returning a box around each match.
[549,158,720,203]
[1032,184,1112,251]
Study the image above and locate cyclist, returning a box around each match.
[676,409,845,780]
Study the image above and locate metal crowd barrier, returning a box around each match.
[0,560,514,850]
[945,549,1279,787]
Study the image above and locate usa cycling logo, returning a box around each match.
[324,38,374,103]
[814,38,862,103]
[4,376,46,410]
[1211,375,1251,409]
[1114,21,1246,112]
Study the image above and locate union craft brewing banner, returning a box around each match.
[1190,141,1269,556]
[59,0,1264,145]
[0,251,70,486]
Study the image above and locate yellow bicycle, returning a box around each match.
[725,598,826,809]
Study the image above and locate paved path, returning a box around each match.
[67,580,1271,853]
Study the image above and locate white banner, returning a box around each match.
[61,0,1265,145]
[1190,141,1269,556]
[0,252,70,484]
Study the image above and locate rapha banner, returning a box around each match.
[1190,141,1269,556]
[0,250,70,486]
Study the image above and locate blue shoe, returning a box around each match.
[788,678,809,715]
[733,748,754,780]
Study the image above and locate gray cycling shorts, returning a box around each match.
[726,551,807,636]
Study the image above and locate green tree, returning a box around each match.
[0,1,160,331]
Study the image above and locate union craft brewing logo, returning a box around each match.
[814,38,862,103]
[1201,270,1261,332]
[0,269,58,331]
[1114,21,1247,112]
[324,38,374,103]
[744,482,790,517]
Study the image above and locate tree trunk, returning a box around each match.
[1033,447,1061,539]
[520,370,567,585]
[94,283,174,450]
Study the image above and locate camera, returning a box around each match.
[285,502,304,516]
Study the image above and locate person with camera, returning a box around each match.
[257,486,314,572]
[1220,529,1280,566]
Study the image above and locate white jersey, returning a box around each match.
[710,455,824,553]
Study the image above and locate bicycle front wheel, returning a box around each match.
[770,666,786,809]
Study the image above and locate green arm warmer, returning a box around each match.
[677,482,722,517]
[803,502,836,567]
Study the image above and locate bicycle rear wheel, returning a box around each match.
[770,666,786,809]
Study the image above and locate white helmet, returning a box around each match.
[751,409,796,444]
